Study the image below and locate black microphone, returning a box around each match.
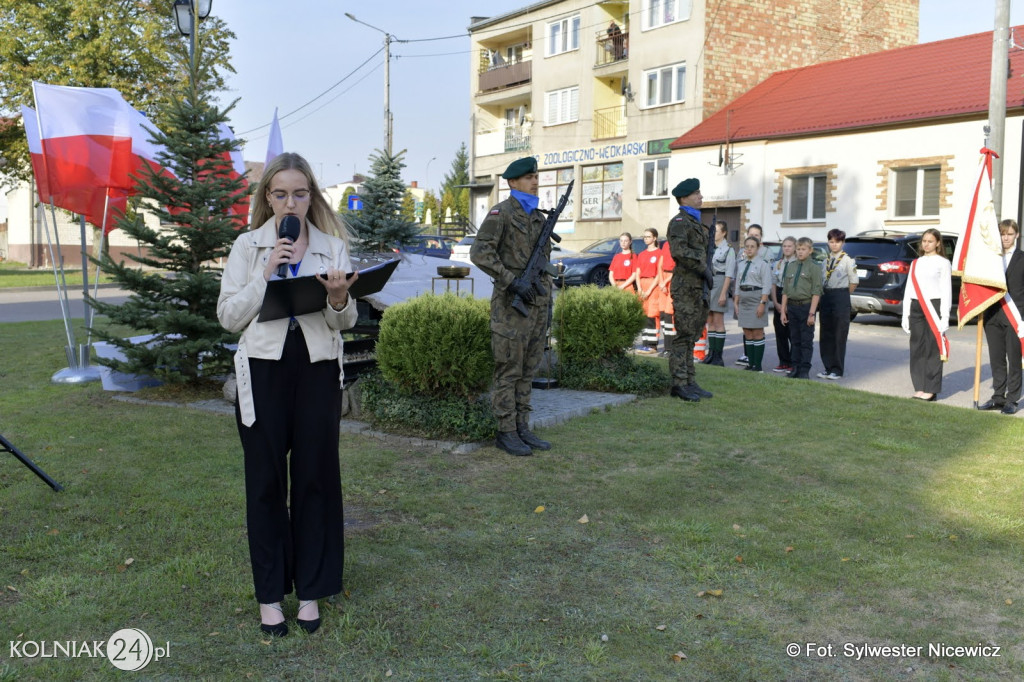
[276,215,301,279]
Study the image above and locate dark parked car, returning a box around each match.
[554,236,653,287]
[451,234,574,264]
[395,235,456,259]
[846,231,960,319]
[762,241,828,264]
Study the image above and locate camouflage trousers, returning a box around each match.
[669,281,709,386]
[489,296,550,432]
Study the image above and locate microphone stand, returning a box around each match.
[0,434,63,492]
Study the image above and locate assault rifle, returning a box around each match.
[510,179,574,316]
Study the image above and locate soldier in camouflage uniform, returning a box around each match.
[470,157,553,456]
[667,178,714,402]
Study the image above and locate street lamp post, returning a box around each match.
[346,13,399,156]
[425,156,437,190]
[173,0,213,75]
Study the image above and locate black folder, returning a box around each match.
[257,258,399,322]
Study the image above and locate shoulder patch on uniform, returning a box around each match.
[489,209,500,215]
[673,216,684,221]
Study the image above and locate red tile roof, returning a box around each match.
[671,27,1024,149]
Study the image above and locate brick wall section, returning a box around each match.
[875,155,955,212]
[703,0,919,120]
[773,164,839,215]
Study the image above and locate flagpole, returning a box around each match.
[41,200,77,367]
[973,320,984,409]
[85,192,112,348]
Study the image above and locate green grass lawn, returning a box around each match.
[2,319,1023,680]
[0,262,115,289]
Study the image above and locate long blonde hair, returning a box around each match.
[251,152,350,246]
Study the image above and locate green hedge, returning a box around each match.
[360,370,496,441]
[552,285,645,362]
[375,293,492,399]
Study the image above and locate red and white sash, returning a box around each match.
[1000,292,1024,352]
[909,260,950,361]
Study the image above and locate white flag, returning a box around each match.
[264,108,283,167]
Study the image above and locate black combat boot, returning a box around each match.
[496,431,532,456]
[516,422,551,451]
[670,385,700,402]
[689,382,713,399]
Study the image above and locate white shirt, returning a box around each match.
[902,254,952,327]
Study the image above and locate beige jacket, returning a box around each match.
[217,218,358,425]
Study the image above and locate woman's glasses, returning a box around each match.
[269,190,311,203]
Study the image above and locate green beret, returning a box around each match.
[502,157,538,180]
[672,178,700,198]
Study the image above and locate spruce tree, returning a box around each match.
[87,48,246,385]
[439,142,470,226]
[345,148,419,252]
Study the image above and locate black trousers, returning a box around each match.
[819,288,852,376]
[787,302,814,377]
[908,299,943,394]
[985,310,1023,405]
[772,307,791,365]
[235,327,345,603]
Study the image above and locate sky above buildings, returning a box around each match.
[2,0,1022,221]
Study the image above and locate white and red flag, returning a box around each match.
[264,107,283,168]
[218,122,250,227]
[953,147,1007,327]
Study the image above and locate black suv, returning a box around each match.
[845,231,960,319]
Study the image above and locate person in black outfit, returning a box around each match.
[980,219,1024,414]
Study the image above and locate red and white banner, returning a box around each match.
[216,122,250,227]
[953,148,1007,327]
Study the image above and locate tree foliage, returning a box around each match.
[439,142,470,226]
[344,148,419,252]
[0,0,235,186]
[86,45,245,385]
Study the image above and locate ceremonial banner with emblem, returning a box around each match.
[953,148,1006,327]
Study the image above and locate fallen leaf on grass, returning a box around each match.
[697,589,723,598]
[208,631,220,636]
[20,569,29,576]
[124,558,134,567]
[578,514,589,524]
[1006,599,1013,605]
[841,557,851,562]
[5,585,18,593]
[386,669,393,677]
[732,524,742,531]
[46,529,59,536]
[534,506,545,513]
[785,546,794,553]
[656,625,666,631]
[734,555,743,563]
[672,651,688,661]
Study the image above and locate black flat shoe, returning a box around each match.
[297,600,321,634]
[978,400,1001,410]
[1001,402,1018,415]
[912,394,937,401]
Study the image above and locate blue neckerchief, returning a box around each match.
[289,260,301,277]
[511,189,539,214]
[681,206,701,221]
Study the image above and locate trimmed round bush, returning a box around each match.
[552,285,645,363]
[375,293,492,399]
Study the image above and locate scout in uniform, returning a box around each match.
[732,236,774,372]
[780,237,824,379]
[658,238,676,357]
[817,229,859,380]
[705,220,734,366]
[470,157,553,456]
[636,228,664,353]
[667,178,713,402]
[770,237,797,373]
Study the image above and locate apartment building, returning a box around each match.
[468,0,918,250]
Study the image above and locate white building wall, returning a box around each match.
[671,116,1024,242]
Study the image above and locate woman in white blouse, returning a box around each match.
[901,228,952,401]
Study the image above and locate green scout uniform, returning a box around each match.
[667,208,709,388]
[782,256,824,378]
[470,197,551,432]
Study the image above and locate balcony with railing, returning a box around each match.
[478,59,532,93]
[504,125,531,152]
[595,27,628,67]
[476,123,532,156]
[593,105,626,140]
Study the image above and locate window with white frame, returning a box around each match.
[642,0,693,30]
[640,158,670,198]
[644,62,686,107]
[545,86,579,125]
[893,167,940,218]
[788,175,827,221]
[547,14,580,56]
